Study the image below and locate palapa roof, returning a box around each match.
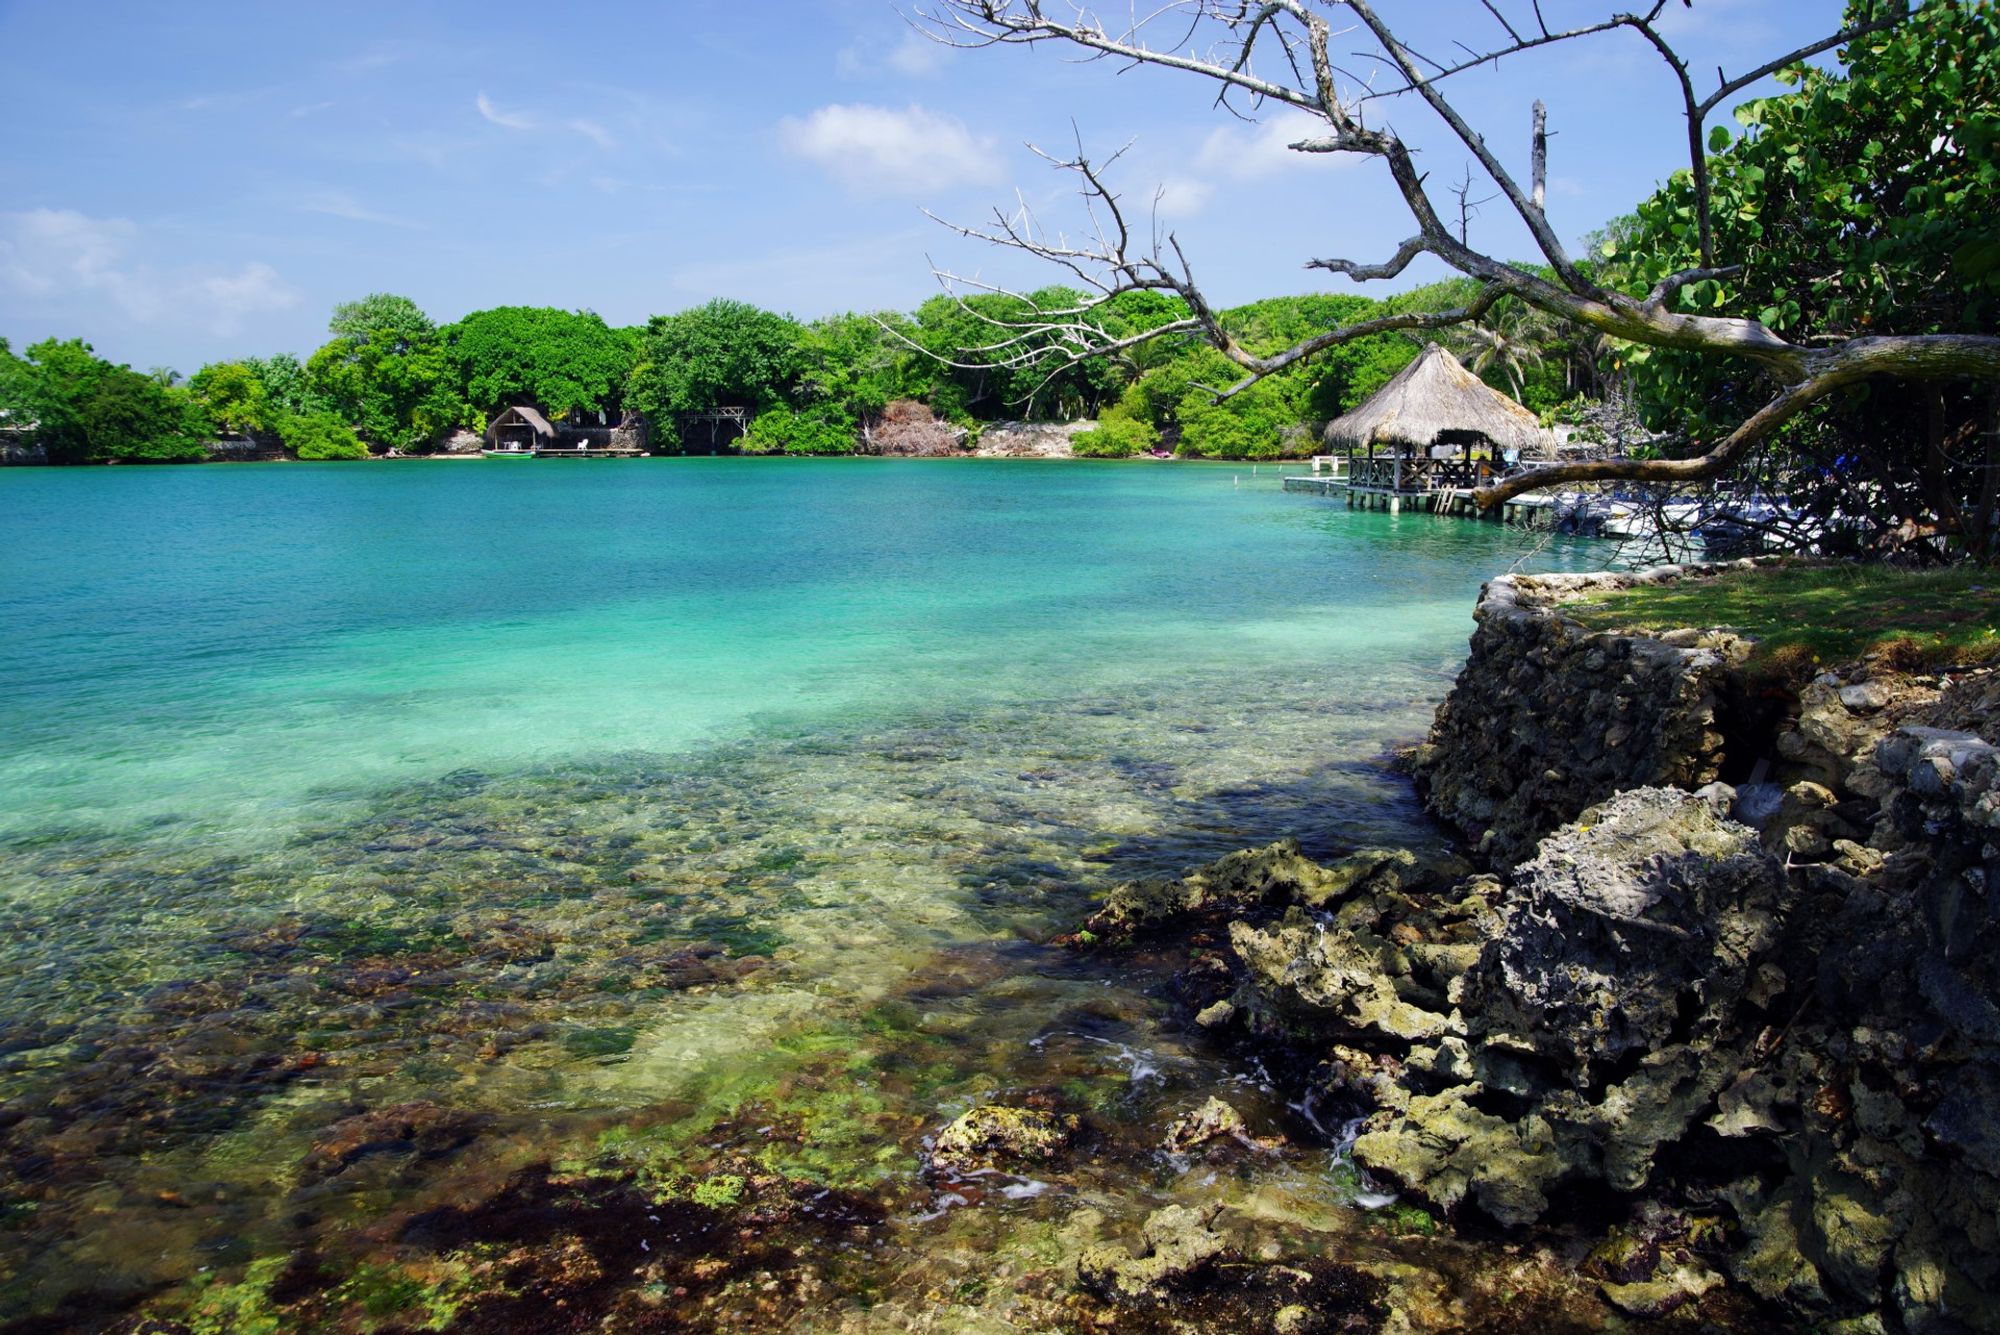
[489,406,558,439]
[1322,343,1554,455]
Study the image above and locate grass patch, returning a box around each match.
[1566,563,2000,678]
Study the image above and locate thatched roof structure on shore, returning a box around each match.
[486,406,559,445]
[1322,344,1555,456]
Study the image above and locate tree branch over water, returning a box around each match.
[914,0,2000,507]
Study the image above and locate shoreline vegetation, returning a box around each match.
[0,280,1595,469]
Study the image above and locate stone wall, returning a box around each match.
[1414,563,1766,867]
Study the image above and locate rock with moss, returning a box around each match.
[1162,1096,1252,1155]
[1080,839,1467,944]
[929,1104,1079,1175]
[1076,1204,1227,1302]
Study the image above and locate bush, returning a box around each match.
[865,400,965,456]
[1174,381,1295,458]
[740,404,856,456]
[1070,415,1159,458]
[281,411,369,460]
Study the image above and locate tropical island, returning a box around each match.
[2,1,1999,1334]
[0,280,1577,466]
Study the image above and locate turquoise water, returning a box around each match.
[0,460,1591,1330]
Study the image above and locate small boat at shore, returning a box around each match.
[480,446,537,459]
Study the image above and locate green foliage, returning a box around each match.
[628,299,804,429]
[0,339,30,424]
[1608,0,2000,437]
[243,353,332,419]
[12,338,205,462]
[327,293,436,352]
[308,294,470,451]
[280,411,369,460]
[443,306,635,420]
[796,312,917,421]
[1113,343,1241,435]
[188,361,270,436]
[1070,414,1159,457]
[903,287,1124,420]
[1174,376,1300,458]
[740,404,857,455]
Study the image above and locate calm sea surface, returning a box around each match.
[0,460,1592,1330]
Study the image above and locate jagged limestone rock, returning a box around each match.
[1163,1096,1250,1154]
[1350,1088,1567,1226]
[1228,908,1453,1043]
[929,1105,1078,1174]
[1082,839,1466,943]
[1460,785,1786,1082]
[1076,1204,1227,1302]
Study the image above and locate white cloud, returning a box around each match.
[569,117,614,149]
[1194,110,1357,181]
[0,208,300,337]
[837,31,951,80]
[1155,110,1359,217]
[476,92,535,130]
[0,209,133,297]
[195,264,297,331]
[1152,177,1215,218]
[888,32,950,77]
[297,190,422,229]
[778,103,999,194]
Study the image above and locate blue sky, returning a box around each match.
[0,1,1845,373]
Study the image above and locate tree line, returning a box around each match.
[0,277,1602,464]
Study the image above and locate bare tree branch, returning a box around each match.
[909,0,2000,498]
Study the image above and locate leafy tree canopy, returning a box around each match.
[1608,0,2000,439]
[257,354,333,420]
[327,293,437,354]
[740,404,858,456]
[188,361,271,436]
[280,411,369,461]
[627,299,804,421]
[443,306,636,422]
[308,294,470,450]
[796,312,918,422]
[12,338,205,463]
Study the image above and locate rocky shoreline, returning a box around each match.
[1051,561,2000,1331]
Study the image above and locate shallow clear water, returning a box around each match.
[0,460,1592,1330]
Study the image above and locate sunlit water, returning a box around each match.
[0,460,1594,1330]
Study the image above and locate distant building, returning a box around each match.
[485,406,650,455]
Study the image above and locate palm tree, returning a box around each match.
[1458,307,1545,403]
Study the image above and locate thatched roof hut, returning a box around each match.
[486,406,559,449]
[1322,344,1554,457]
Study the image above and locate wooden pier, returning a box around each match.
[1283,474,1557,527]
[532,446,646,459]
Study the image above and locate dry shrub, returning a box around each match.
[1759,642,1821,685]
[1868,635,1931,675]
[866,401,966,457]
